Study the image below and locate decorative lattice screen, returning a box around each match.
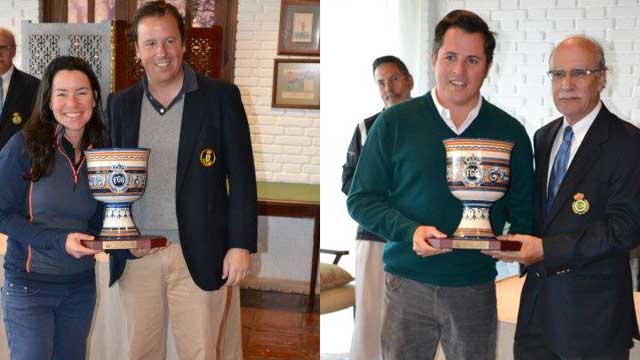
[22,21,112,108]
[23,20,223,102]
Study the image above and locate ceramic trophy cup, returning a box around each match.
[82,148,167,250]
[428,138,521,251]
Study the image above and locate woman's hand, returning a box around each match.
[65,232,102,258]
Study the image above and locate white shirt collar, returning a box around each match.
[547,101,602,190]
[431,87,482,135]
[1,65,13,98]
[1,65,13,84]
[561,101,601,141]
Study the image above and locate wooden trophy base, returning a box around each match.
[428,237,521,251]
[82,235,168,250]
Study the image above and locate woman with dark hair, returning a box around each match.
[0,55,107,360]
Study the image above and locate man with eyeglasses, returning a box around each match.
[0,27,39,150]
[341,55,413,360]
[486,35,640,359]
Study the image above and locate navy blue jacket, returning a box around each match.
[0,68,39,150]
[0,131,102,284]
[518,104,640,356]
[107,72,257,291]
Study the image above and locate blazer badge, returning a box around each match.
[11,113,22,125]
[572,192,589,215]
[200,148,216,167]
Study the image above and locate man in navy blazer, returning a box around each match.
[107,2,256,359]
[0,27,39,150]
[486,36,640,359]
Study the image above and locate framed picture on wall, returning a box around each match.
[277,0,320,56]
[272,59,320,109]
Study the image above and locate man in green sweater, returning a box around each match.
[347,9,533,360]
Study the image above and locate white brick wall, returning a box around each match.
[235,0,320,184]
[0,0,40,66]
[451,0,640,134]
[0,0,321,184]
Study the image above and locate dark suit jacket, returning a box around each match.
[106,74,257,291]
[0,68,39,150]
[341,111,385,242]
[516,103,640,356]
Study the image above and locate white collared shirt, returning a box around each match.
[431,87,482,135]
[546,101,602,192]
[1,65,13,103]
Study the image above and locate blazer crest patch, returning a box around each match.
[200,148,216,167]
[572,193,589,215]
[11,112,22,125]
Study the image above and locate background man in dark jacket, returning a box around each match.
[341,55,413,360]
[0,27,39,150]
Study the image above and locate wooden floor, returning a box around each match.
[242,307,319,360]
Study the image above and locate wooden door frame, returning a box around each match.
[213,0,238,83]
[42,0,68,22]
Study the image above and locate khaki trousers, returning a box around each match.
[350,240,385,360]
[118,244,242,360]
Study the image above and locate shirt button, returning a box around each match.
[160,108,165,114]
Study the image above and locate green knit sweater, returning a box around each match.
[347,92,534,286]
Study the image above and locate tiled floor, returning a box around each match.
[242,307,319,360]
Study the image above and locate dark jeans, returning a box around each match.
[514,301,630,360]
[381,273,497,360]
[2,278,96,360]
